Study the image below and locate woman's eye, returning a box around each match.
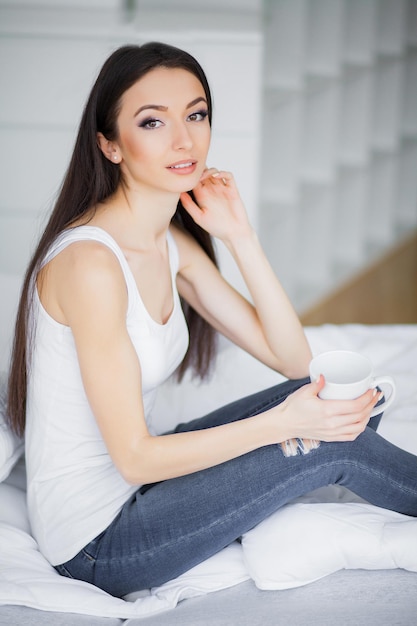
[188,110,209,122]
[139,118,163,130]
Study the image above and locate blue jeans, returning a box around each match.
[55,378,417,597]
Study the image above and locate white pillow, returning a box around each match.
[241,499,417,590]
[0,482,30,532]
[0,371,24,482]
[0,525,248,619]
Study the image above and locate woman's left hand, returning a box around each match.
[180,168,252,242]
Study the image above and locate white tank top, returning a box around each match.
[25,226,189,565]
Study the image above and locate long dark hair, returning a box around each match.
[7,42,218,437]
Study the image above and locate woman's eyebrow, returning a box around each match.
[134,97,207,118]
[134,104,167,117]
[186,97,207,109]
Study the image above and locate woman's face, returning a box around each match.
[113,67,211,195]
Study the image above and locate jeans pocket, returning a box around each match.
[55,531,105,584]
[54,563,75,579]
[81,529,106,561]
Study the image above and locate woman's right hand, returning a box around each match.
[275,375,381,444]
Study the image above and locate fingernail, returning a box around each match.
[372,389,377,397]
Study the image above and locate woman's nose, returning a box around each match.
[172,122,193,150]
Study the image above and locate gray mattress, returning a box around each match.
[1,570,417,626]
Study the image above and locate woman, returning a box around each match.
[6,42,417,598]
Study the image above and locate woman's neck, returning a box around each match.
[93,184,179,251]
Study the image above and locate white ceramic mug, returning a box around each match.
[309,350,396,418]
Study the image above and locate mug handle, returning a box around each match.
[370,375,396,418]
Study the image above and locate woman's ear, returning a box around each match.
[97,132,121,163]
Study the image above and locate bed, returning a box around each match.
[1,323,417,626]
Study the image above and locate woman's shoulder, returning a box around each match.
[45,227,121,271]
[52,224,119,249]
[37,233,127,327]
[60,235,120,267]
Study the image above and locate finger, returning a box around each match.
[200,167,219,183]
[321,415,368,441]
[211,170,233,186]
[310,373,325,396]
[323,388,380,416]
[327,397,376,436]
[358,388,384,413]
[200,168,233,186]
[180,191,203,222]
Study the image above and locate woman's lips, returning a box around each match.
[166,160,197,175]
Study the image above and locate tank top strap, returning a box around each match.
[42,225,140,315]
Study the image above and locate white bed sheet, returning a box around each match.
[1,324,417,619]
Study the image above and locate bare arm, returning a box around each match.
[179,169,312,379]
